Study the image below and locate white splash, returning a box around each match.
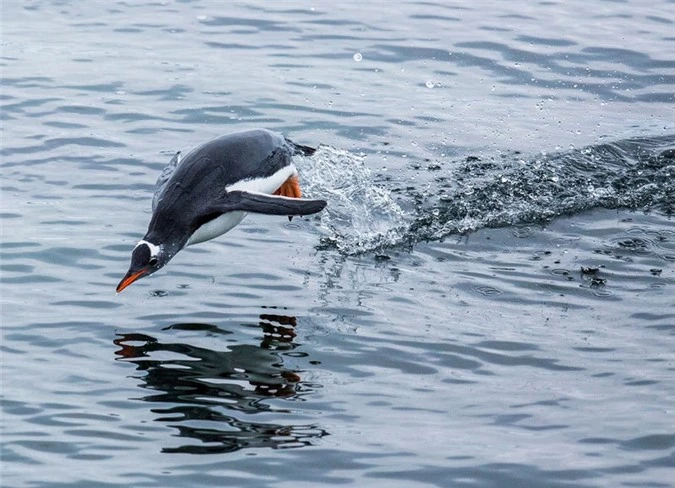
[299,145,407,254]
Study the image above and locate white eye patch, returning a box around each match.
[135,239,161,257]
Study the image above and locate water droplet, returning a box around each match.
[353,52,362,62]
[425,80,435,89]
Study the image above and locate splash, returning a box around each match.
[300,135,675,255]
[409,135,675,243]
[299,145,407,255]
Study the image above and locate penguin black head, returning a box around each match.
[116,240,169,293]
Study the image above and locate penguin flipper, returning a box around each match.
[212,191,327,216]
[152,151,182,211]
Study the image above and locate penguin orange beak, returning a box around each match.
[116,268,148,293]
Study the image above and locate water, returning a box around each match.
[2,1,674,487]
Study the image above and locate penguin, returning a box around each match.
[116,129,327,293]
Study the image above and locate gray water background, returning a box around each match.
[1,1,674,487]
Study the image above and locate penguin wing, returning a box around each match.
[152,151,182,211]
[203,191,327,217]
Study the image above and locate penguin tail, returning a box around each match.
[288,140,317,157]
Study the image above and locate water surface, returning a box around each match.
[2,1,674,487]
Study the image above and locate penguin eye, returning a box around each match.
[149,257,159,267]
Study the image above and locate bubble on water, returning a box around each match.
[353,52,362,62]
[425,80,436,89]
[473,285,503,297]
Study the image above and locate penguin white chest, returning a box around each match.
[187,211,247,246]
[187,165,297,246]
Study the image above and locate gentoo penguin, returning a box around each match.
[116,129,326,292]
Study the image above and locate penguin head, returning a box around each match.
[116,240,170,292]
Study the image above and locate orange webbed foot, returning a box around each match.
[274,176,302,198]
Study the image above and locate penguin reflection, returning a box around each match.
[114,313,326,454]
